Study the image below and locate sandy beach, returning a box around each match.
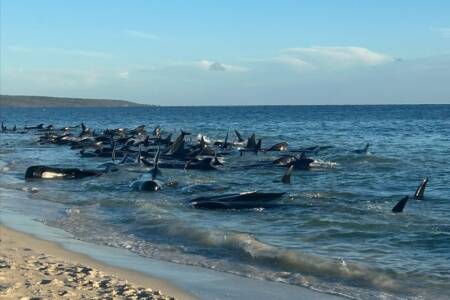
[0,225,196,300]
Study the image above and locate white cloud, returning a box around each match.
[117,71,129,79]
[430,27,450,38]
[273,56,315,71]
[124,30,159,40]
[280,46,393,70]
[198,60,249,72]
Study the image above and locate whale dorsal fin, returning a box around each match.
[111,146,116,162]
[392,196,409,213]
[414,178,428,200]
[150,146,161,180]
[223,132,229,148]
[256,139,262,151]
[247,133,256,149]
[234,130,244,142]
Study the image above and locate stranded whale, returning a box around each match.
[189,191,285,209]
[25,166,102,179]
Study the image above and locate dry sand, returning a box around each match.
[0,225,196,300]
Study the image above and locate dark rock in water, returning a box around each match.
[189,191,285,209]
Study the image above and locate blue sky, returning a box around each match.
[1,0,449,105]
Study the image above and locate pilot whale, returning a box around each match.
[189,191,285,209]
[392,196,409,213]
[130,147,164,191]
[414,178,428,200]
[25,166,101,179]
[353,143,370,154]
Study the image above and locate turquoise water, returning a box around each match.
[1,105,449,299]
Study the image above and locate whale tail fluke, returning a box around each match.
[281,165,294,184]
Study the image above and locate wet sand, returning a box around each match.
[0,210,345,300]
[0,225,196,300]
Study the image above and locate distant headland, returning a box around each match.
[0,95,152,108]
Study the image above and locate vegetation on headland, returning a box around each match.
[0,95,152,108]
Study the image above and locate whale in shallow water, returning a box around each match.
[281,165,294,184]
[165,129,190,158]
[25,165,101,179]
[234,130,245,143]
[353,143,370,154]
[266,142,288,152]
[273,153,313,170]
[130,147,164,191]
[414,178,428,200]
[130,179,163,191]
[392,196,409,213]
[185,157,217,170]
[24,123,44,130]
[189,191,285,209]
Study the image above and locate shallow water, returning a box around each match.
[1,105,449,299]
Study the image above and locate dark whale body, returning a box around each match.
[392,196,409,213]
[130,179,163,191]
[25,165,101,179]
[189,191,285,209]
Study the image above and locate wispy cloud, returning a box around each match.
[273,56,315,71]
[279,46,393,70]
[430,27,450,38]
[7,45,113,59]
[124,30,159,40]
[65,49,113,59]
[3,67,130,91]
[198,60,249,72]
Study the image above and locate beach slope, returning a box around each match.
[0,225,195,299]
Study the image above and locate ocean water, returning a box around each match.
[1,105,449,299]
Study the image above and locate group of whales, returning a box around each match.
[2,121,429,212]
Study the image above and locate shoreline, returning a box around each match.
[0,224,196,300]
[0,210,345,300]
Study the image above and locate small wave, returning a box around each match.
[310,159,338,169]
[181,183,229,194]
[334,154,401,165]
[137,219,405,294]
